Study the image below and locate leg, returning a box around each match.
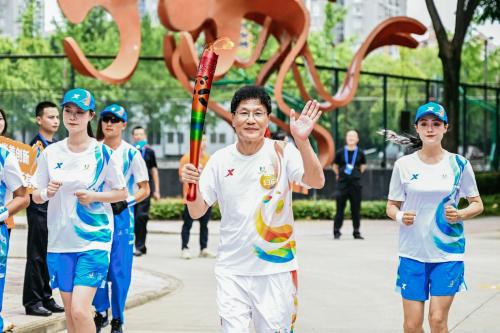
[134,199,150,254]
[109,219,134,324]
[402,299,425,333]
[71,286,98,333]
[428,296,454,333]
[60,292,76,333]
[181,205,194,249]
[23,210,52,309]
[216,273,252,333]
[334,191,348,237]
[0,224,10,332]
[198,207,211,250]
[251,271,298,333]
[349,186,362,237]
[92,279,110,314]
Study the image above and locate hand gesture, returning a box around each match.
[47,180,62,198]
[290,100,322,142]
[181,163,201,185]
[75,190,95,206]
[401,211,417,226]
[445,205,460,223]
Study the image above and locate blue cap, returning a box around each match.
[61,88,95,111]
[415,102,448,124]
[100,104,127,122]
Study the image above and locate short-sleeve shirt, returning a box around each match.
[334,147,366,186]
[199,138,308,276]
[179,151,210,201]
[388,151,479,262]
[34,138,125,253]
[113,141,149,196]
[0,147,25,207]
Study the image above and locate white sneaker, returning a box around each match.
[181,249,192,260]
[199,248,216,258]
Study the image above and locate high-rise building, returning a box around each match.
[0,0,44,39]
[336,0,406,44]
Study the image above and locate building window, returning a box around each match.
[210,133,217,143]
[177,132,184,144]
[167,132,174,143]
[219,133,226,144]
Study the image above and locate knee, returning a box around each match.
[429,310,447,329]
[71,303,91,323]
[404,319,423,333]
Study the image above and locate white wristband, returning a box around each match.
[0,206,9,222]
[396,211,404,225]
[40,188,49,202]
[126,195,136,207]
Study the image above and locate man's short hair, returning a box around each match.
[132,126,145,134]
[35,101,57,118]
[230,85,272,115]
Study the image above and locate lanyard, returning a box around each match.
[344,146,358,168]
[141,146,146,159]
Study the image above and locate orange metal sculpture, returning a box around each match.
[58,0,426,167]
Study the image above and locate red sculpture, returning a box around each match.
[58,0,426,167]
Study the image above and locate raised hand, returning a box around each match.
[290,100,322,142]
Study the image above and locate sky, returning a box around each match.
[45,0,499,45]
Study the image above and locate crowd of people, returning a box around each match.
[0,86,485,333]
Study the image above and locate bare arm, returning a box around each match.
[445,196,484,222]
[360,164,367,173]
[152,167,160,200]
[296,139,325,189]
[386,200,416,226]
[6,186,30,215]
[181,163,209,219]
[132,181,150,204]
[76,188,127,205]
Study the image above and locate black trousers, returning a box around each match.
[334,184,362,236]
[181,205,211,250]
[134,198,151,253]
[22,209,53,308]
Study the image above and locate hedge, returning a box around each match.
[150,195,499,220]
[476,172,500,195]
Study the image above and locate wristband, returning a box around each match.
[40,188,50,202]
[396,211,404,225]
[126,195,136,207]
[0,206,9,222]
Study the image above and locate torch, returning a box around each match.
[187,37,233,201]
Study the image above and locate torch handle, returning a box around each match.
[187,183,197,202]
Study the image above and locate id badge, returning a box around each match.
[344,164,354,175]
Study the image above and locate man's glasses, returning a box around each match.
[101,115,122,124]
[234,110,268,120]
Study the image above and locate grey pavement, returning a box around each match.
[7,216,500,332]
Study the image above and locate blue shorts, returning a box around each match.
[396,257,466,301]
[47,250,110,292]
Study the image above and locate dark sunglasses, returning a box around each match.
[101,115,122,124]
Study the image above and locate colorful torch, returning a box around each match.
[187,37,233,201]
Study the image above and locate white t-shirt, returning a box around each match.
[0,147,24,207]
[388,151,479,262]
[112,141,149,196]
[34,138,125,253]
[199,138,307,276]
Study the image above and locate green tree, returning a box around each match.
[425,0,500,152]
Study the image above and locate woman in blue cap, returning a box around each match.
[93,104,150,333]
[386,102,484,333]
[32,89,127,333]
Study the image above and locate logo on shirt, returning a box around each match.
[83,163,90,170]
[410,173,419,181]
[54,162,63,169]
[225,168,235,177]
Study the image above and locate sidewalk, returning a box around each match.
[5,218,180,333]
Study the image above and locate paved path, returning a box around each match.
[6,216,500,332]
